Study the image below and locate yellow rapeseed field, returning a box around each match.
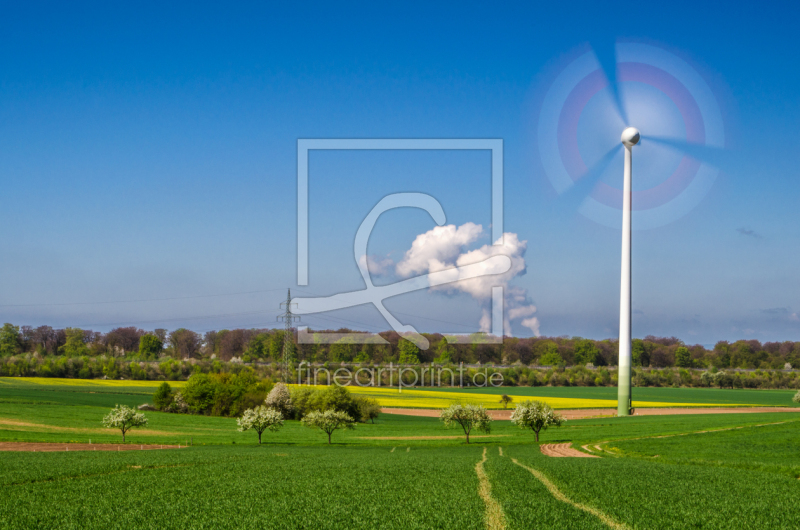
[3,377,749,409]
[292,385,736,410]
[0,377,186,389]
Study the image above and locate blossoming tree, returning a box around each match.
[236,406,284,444]
[102,404,148,442]
[301,410,355,444]
[510,400,565,442]
[439,403,492,444]
[265,383,293,418]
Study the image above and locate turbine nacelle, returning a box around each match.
[621,127,641,147]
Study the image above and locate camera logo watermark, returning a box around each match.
[294,139,506,349]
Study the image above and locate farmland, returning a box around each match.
[1,378,799,529]
[424,384,800,407]
[341,384,755,409]
[6,376,798,411]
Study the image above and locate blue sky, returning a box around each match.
[1,1,799,346]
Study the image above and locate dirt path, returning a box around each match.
[382,406,800,420]
[476,447,506,530]
[360,434,509,440]
[540,443,598,458]
[0,442,184,452]
[380,408,518,419]
[0,417,186,436]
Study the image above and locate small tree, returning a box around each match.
[0,323,21,356]
[510,400,564,442]
[301,410,356,444]
[102,404,148,442]
[793,390,800,404]
[538,351,564,366]
[675,346,692,368]
[439,404,492,444]
[499,395,513,409]
[60,327,89,357]
[573,339,600,366]
[169,391,189,413]
[139,334,164,360]
[237,406,284,444]
[153,382,174,410]
[397,338,421,364]
[316,385,359,419]
[265,382,293,418]
[356,396,381,423]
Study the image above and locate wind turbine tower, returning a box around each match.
[618,126,640,417]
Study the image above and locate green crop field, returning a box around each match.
[0,446,487,529]
[5,376,798,411]
[609,420,800,477]
[425,384,800,407]
[497,442,800,530]
[1,379,799,529]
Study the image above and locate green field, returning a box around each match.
[425,384,800,407]
[1,379,799,529]
[4,376,798,410]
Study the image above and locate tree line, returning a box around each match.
[109,381,558,446]
[2,322,799,370]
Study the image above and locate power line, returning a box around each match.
[75,309,283,329]
[299,313,386,333]
[393,310,479,330]
[291,287,479,331]
[0,288,290,308]
[16,286,481,334]
[278,289,299,383]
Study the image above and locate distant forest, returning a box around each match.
[1,322,798,370]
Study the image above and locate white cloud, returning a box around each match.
[357,254,394,276]
[395,222,483,278]
[396,223,541,336]
[521,316,541,336]
[508,304,537,320]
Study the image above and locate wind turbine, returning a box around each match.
[536,42,728,417]
[618,126,639,417]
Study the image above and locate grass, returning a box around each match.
[7,377,796,412]
[0,377,185,408]
[485,448,610,529]
[309,384,766,409]
[3,427,799,529]
[2,386,798,447]
[422,384,800,407]
[609,420,800,478]
[0,446,487,530]
[504,443,800,529]
[3,379,800,529]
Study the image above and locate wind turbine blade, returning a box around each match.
[647,136,740,172]
[554,146,619,213]
[590,40,627,125]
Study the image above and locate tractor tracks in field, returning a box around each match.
[476,447,507,530]
[510,457,631,530]
[540,443,599,458]
[482,445,626,530]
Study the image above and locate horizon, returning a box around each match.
[5,319,799,353]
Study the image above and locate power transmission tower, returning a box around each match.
[278,289,299,383]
